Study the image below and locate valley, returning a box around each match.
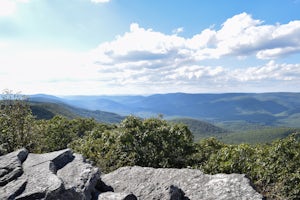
[29,92,300,144]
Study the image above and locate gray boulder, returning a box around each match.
[101,166,263,200]
[0,148,28,200]
[0,149,100,200]
[1,149,263,200]
[97,192,137,200]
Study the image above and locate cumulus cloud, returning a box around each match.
[92,13,300,66]
[87,13,300,93]
[2,12,299,95]
[231,61,300,82]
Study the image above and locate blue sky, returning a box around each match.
[1,0,300,95]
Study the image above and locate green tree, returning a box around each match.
[34,116,98,153]
[69,123,119,172]
[70,116,195,172]
[196,134,300,200]
[117,116,194,168]
[0,90,35,154]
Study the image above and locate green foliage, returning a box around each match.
[29,101,124,123]
[30,102,78,120]
[190,137,225,166]
[33,116,98,153]
[195,133,300,199]
[0,90,36,154]
[69,123,119,172]
[169,118,228,141]
[219,127,299,144]
[70,116,195,172]
[216,120,269,132]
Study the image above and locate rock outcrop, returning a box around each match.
[101,166,263,200]
[0,148,100,200]
[0,149,263,200]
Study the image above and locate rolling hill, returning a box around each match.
[27,93,300,144]
[29,101,124,124]
[169,118,228,141]
[29,92,300,128]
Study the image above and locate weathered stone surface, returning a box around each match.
[97,192,137,200]
[0,178,27,200]
[57,153,100,200]
[0,148,28,187]
[1,149,263,200]
[16,149,68,199]
[0,148,28,199]
[0,149,100,200]
[101,166,263,200]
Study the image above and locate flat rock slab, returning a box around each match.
[101,166,263,200]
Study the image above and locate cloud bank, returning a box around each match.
[87,13,300,94]
[1,12,300,95]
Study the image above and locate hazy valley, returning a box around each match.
[29,92,300,144]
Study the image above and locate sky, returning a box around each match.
[1,0,300,95]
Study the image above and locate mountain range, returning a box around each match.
[29,92,300,128]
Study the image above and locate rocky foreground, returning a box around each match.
[0,148,263,200]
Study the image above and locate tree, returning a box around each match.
[70,116,195,172]
[33,116,98,153]
[0,90,35,154]
[196,134,300,199]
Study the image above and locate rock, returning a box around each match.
[101,166,263,200]
[57,153,100,200]
[0,148,100,200]
[97,192,137,200]
[169,185,189,200]
[0,148,28,187]
[0,148,28,200]
[0,149,263,200]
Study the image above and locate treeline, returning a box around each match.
[0,91,299,199]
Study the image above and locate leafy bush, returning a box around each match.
[70,116,195,172]
[196,133,300,199]
[0,90,36,154]
[33,116,98,153]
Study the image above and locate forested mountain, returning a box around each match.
[170,118,228,141]
[29,99,230,140]
[29,101,124,123]
[30,93,300,127]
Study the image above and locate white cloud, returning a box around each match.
[231,61,300,82]
[91,0,110,3]
[0,0,16,16]
[92,13,300,69]
[0,49,103,95]
[2,12,300,95]
[86,13,300,94]
[0,0,30,17]
[214,14,300,59]
[172,27,184,35]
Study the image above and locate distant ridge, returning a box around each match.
[169,118,228,141]
[29,92,300,128]
[29,101,124,123]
